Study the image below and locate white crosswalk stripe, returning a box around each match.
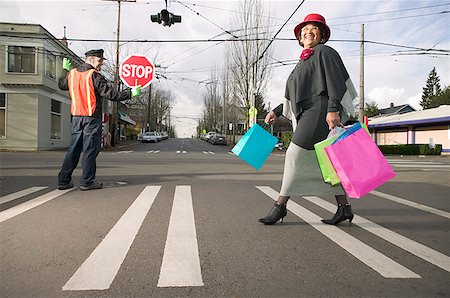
[63,186,161,291]
[256,186,421,278]
[0,186,47,205]
[116,150,133,154]
[147,150,160,154]
[303,196,450,273]
[0,188,73,223]
[158,185,203,287]
[370,190,450,219]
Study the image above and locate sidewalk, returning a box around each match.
[101,139,138,151]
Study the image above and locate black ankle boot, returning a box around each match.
[259,203,287,225]
[321,204,354,225]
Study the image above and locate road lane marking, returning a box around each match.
[392,164,450,168]
[158,185,203,287]
[304,196,450,273]
[62,186,161,291]
[0,186,48,205]
[370,190,450,219]
[0,188,72,223]
[147,150,160,154]
[117,150,132,154]
[256,186,420,279]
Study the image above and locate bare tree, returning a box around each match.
[200,70,223,133]
[226,0,273,129]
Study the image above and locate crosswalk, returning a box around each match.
[1,184,449,291]
[115,150,217,155]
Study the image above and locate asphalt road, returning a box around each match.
[1,138,449,297]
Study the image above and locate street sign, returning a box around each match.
[120,55,154,88]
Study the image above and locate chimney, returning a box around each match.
[60,26,68,47]
[390,102,394,108]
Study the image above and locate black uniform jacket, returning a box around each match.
[58,63,131,119]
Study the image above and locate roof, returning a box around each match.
[368,105,450,128]
[378,104,415,115]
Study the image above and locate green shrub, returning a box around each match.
[378,144,442,155]
[280,131,293,148]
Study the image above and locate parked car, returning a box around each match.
[209,134,227,145]
[275,138,284,150]
[137,133,143,141]
[141,131,158,143]
[204,131,217,141]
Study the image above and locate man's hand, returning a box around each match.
[131,85,141,97]
[62,57,71,71]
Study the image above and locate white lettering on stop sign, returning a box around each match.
[120,55,154,89]
[122,64,153,78]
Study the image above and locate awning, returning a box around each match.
[117,111,136,125]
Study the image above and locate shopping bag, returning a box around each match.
[314,122,369,185]
[231,124,278,170]
[332,122,369,144]
[314,135,341,185]
[325,127,396,198]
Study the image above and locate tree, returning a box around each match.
[200,71,223,133]
[365,101,380,117]
[420,67,442,109]
[430,85,450,108]
[226,0,273,129]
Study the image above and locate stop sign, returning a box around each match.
[120,55,154,88]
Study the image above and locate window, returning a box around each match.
[0,93,6,138]
[51,99,61,139]
[45,52,56,79]
[7,46,36,73]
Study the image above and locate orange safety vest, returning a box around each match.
[68,69,97,116]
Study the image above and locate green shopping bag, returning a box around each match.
[315,122,370,185]
[315,135,341,185]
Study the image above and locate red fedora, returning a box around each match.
[294,13,330,43]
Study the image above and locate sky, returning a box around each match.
[1,0,449,137]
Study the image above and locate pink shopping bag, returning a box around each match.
[324,128,396,198]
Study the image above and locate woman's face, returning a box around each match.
[300,23,322,49]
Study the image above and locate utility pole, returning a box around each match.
[359,24,365,123]
[147,84,152,132]
[103,0,136,146]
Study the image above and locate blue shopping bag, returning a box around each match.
[231,124,278,170]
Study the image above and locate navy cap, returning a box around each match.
[85,49,106,60]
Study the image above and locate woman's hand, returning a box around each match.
[326,112,342,130]
[265,111,277,124]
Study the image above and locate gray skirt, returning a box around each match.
[279,95,345,197]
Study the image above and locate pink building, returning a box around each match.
[368,105,450,154]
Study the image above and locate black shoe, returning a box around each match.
[259,203,287,225]
[58,182,74,190]
[79,181,103,191]
[321,204,354,225]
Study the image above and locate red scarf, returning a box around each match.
[300,48,314,61]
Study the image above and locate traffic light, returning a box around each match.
[150,9,181,27]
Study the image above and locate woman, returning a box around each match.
[259,13,357,225]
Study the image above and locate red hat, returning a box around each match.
[294,13,331,43]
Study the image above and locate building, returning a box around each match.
[368,105,450,154]
[378,103,416,116]
[0,22,82,151]
[0,22,137,150]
